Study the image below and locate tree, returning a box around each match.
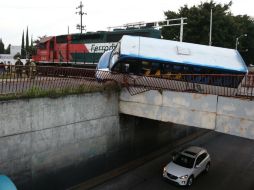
[21,31,25,58]
[33,35,48,45]
[5,44,11,54]
[162,1,235,46]
[26,26,29,52]
[162,1,254,65]
[0,39,4,54]
[232,15,254,65]
[14,52,21,59]
[30,36,37,56]
[30,36,33,47]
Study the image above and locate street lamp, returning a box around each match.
[235,34,247,50]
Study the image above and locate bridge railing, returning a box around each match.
[0,65,254,99]
[0,65,100,96]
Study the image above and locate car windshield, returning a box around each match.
[173,154,195,169]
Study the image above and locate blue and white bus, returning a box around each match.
[97,35,248,94]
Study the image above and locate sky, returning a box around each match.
[0,0,253,46]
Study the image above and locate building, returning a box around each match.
[0,45,21,64]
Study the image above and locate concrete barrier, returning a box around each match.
[120,89,217,129]
[120,88,254,140]
[216,97,254,139]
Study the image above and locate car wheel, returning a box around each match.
[205,162,210,173]
[187,175,194,186]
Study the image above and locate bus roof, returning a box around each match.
[119,35,248,73]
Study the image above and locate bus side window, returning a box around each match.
[193,67,201,73]
[150,62,160,75]
[162,64,172,74]
[141,61,151,76]
[183,66,190,73]
[124,63,130,73]
[128,61,135,74]
[117,62,129,73]
[128,60,142,75]
[112,62,121,72]
[173,65,182,72]
[171,65,182,79]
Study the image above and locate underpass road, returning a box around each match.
[90,132,254,190]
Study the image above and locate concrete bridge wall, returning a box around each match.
[0,92,119,189]
[120,89,254,140]
[216,97,254,139]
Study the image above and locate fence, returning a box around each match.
[0,65,254,99]
[0,65,101,96]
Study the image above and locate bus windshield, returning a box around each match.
[110,42,120,69]
[97,51,112,69]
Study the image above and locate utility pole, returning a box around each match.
[76,1,86,34]
[180,17,184,42]
[209,9,213,46]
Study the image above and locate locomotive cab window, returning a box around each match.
[50,40,54,49]
[56,36,67,43]
[39,43,47,49]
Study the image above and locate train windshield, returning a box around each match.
[110,42,120,69]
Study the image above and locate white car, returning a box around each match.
[163,146,211,186]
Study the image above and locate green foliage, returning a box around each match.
[25,86,46,97]
[26,26,29,54]
[0,41,11,54]
[21,31,25,59]
[5,44,11,54]
[30,36,33,47]
[14,53,21,59]
[162,0,254,65]
[0,82,119,101]
[0,39,4,54]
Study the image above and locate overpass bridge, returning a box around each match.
[1,66,254,189]
[0,66,253,140]
[120,89,254,140]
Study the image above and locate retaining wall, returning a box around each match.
[0,92,200,190]
[0,92,119,190]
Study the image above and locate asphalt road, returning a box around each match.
[90,132,254,190]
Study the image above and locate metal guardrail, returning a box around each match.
[0,65,254,99]
[0,65,99,96]
[95,70,254,98]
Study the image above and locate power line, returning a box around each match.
[108,18,187,42]
[76,1,87,34]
